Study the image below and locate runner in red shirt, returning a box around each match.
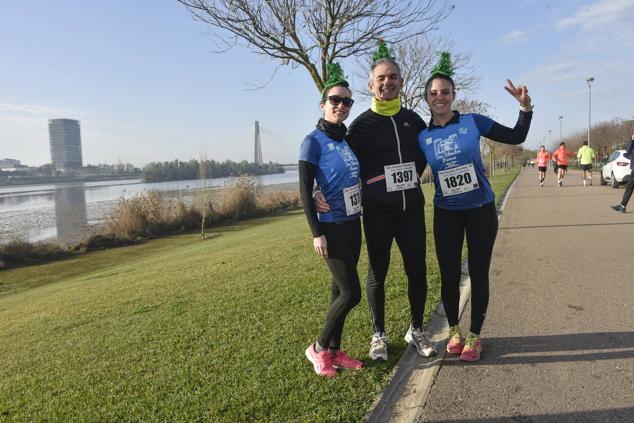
[536,145,550,187]
[551,142,572,187]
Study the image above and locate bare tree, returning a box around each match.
[398,36,478,113]
[177,0,454,92]
[196,151,213,240]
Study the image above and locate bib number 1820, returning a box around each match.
[443,172,472,188]
[438,163,478,197]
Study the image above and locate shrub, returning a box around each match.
[220,178,260,220]
[1,183,301,270]
[257,191,300,213]
[0,239,67,269]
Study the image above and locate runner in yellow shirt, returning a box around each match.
[577,140,596,186]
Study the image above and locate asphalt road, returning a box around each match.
[418,168,634,422]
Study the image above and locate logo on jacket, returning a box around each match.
[434,133,460,159]
[403,122,411,127]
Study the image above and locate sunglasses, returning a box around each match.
[324,95,354,107]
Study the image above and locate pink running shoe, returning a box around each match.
[459,335,482,362]
[446,326,464,355]
[333,350,363,370]
[305,343,337,377]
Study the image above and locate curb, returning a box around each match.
[366,171,521,423]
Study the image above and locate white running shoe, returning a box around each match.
[369,333,388,361]
[405,327,437,357]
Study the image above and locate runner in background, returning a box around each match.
[551,142,572,187]
[536,145,550,187]
[611,132,634,213]
[577,140,596,186]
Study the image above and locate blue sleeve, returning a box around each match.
[299,134,321,165]
[472,114,495,135]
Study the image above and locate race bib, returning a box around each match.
[384,162,418,192]
[343,184,361,216]
[438,163,479,197]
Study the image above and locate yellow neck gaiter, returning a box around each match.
[371,97,401,116]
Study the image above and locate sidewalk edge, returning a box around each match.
[365,171,520,423]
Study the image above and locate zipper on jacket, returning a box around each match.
[389,116,406,211]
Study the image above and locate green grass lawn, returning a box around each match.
[0,169,518,422]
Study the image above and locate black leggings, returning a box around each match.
[433,202,498,335]
[318,219,362,350]
[620,169,634,207]
[364,207,427,334]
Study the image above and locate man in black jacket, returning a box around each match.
[611,133,634,213]
[315,50,435,361]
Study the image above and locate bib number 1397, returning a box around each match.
[384,162,418,192]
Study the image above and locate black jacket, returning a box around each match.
[626,139,634,170]
[347,107,427,212]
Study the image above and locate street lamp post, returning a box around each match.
[548,129,552,146]
[559,116,563,144]
[586,77,594,148]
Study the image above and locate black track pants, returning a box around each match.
[620,169,634,207]
[433,201,498,335]
[318,219,362,350]
[364,207,427,334]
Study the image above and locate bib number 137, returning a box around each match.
[343,184,361,216]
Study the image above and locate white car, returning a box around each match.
[600,150,631,188]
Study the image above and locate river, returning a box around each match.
[0,166,299,246]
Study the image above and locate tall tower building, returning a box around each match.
[48,118,83,171]
[254,120,263,166]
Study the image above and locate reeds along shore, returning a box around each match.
[0,179,300,270]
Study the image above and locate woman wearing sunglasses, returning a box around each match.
[299,63,364,377]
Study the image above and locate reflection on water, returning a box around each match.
[54,186,88,246]
[0,167,299,245]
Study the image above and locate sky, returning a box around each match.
[1,0,633,167]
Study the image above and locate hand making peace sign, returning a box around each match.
[504,79,531,108]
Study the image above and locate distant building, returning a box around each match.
[0,158,21,171]
[48,119,83,171]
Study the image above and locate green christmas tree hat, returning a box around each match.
[372,39,393,62]
[321,62,349,98]
[430,51,455,78]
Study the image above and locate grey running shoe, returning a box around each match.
[405,327,437,357]
[369,333,388,361]
[611,204,626,213]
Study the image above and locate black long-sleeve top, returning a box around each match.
[346,107,427,212]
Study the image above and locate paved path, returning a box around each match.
[417,168,634,422]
